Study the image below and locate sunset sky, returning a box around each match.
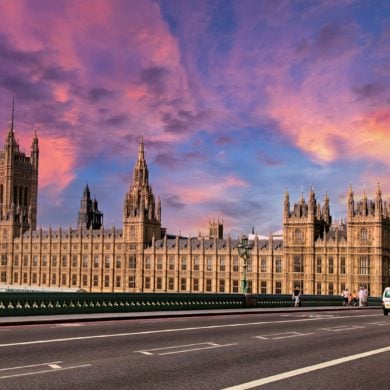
[0,0,389,237]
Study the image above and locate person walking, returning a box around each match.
[358,286,365,307]
[292,288,301,308]
[363,286,368,306]
[342,288,349,306]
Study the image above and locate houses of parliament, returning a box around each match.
[0,108,389,297]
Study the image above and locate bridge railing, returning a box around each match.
[0,292,382,316]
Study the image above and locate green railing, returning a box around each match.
[0,293,382,316]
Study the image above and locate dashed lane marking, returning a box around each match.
[253,331,314,340]
[221,346,390,389]
[318,325,365,332]
[135,342,237,356]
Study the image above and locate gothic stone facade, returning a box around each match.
[0,118,390,296]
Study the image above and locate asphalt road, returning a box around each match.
[0,309,389,389]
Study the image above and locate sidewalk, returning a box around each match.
[0,305,380,326]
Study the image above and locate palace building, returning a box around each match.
[0,109,389,296]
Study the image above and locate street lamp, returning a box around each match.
[237,235,250,294]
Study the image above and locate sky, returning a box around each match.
[0,0,389,237]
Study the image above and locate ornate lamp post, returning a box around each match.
[237,235,250,294]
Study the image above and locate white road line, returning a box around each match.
[159,343,237,356]
[51,324,84,328]
[222,346,390,389]
[0,361,63,372]
[319,325,365,332]
[0,314,381,348]
[48,364,62,369]
[254,332,314,340]
[135,342,237,356]
[0,364,92,380]
[367,321,390,326]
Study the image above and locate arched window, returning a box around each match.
[294,229,303,242]
[361,228,368,242]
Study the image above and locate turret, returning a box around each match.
[347,184,354,220]
[283,188,290,219]
[375,182,383,218]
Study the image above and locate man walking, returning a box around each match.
[342,288,349,306]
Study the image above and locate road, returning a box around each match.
[0,309,388,389]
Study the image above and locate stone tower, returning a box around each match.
[123,138,162,249]
[0,99,39,240]
[77,184,103,229]
[209,218,223,239]
[283,188,332,292]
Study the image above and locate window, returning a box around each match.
[193,256,199,271]
[168,255,175,270]
[51,274,56,285]
[42,273,46,284]
[180,278,186,291]
[116,276,122,288]
[193,278,199,291]
[316,256,322,273]
[157,255,163,270]
[0,272,6,283]
[13,272,18,283]
[104,275,110,287]
[316,282,322,295]
[328,257,334,274]
[219,279,225,293]
[23,255,29,267]
[23,272,28,283]
[340,283,346,294]
[129,275,135,288]
[275,256,282,273]
[128,255,136,269]
[93,275,99,287]
[206,279,212,292]
[206,256,212,271]
[156,277,162,290]
[294,229,303,242]
[62,255,67,268]
[72,274,77,286]
[233,256,239,272]
[144,277,150,289]
[361,228,368,242]
[82,274,88,286]
[94,255,99,268]
[294,255,303,273]
[340,257,346,274]
[181,256,186,271]
[219,256,225,272]
[232,280,239,293]
[62,274,67,285]
[359,255,370,275]
[72,255,78,268]
[14,255,19,266]
[261,281,267,294]
[261,256,267,272]
[168,277,174,290]
[42,255,47,267]
[247,280,253,294]
[247,258,252,272]
[51,256,57,267]
[144,256,151,270]
[115,256,121,269]
[82,255,88,268]
[32,255,39,268]
[1,254,7,266]
[104,255,110,269]
[328,282,334,295]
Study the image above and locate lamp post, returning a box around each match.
[237,235,250,294]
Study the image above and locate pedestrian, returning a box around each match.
[341,288,349,306]
[363,286,368,306]
[292,288,301,308]
[351,291,358,306]
[358,286,365,307]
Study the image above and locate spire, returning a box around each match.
[132,138,149,187]
[138,136,144,160]
[376,182,382,199]
[9,96,15,132]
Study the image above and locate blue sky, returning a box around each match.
[0,0,389,236]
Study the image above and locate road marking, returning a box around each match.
[367,321,390,326]
[319,325,365,332]
[0,314,381,348]
[136,342,237,356]
[51,323,84,328]
[254,332,314,340]
[0,364,92,380]
[0,361,63,372]
[221,345,390,389]
[48,364,62,369]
